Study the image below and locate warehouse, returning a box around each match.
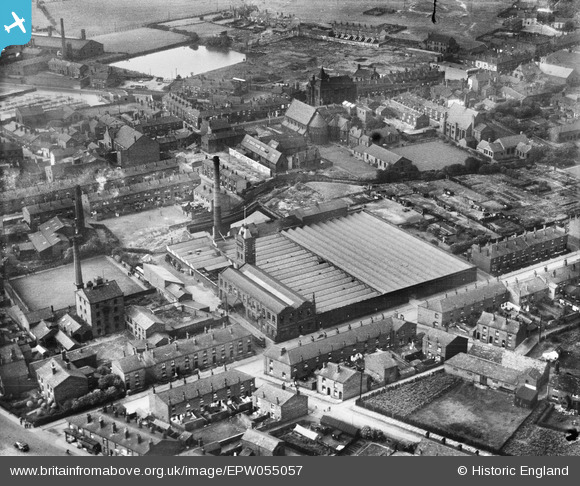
[220,210,476,341]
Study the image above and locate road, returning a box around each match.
[0,412,68,456]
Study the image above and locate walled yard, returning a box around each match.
[84,331,134,366]
[9,256,145,312]
[362,372,462,418]
[263,181,366,216]
[318,145,378,179]
[90,28,191,55]
[101,205,191,251]
[411,382,533,451]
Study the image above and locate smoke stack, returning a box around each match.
[60,18,67,60]
[74,185,85,231]
[81,29,86,40]
[73,235,84,290]
[212,156,222,241]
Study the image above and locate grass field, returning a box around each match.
[44,0,508,40]
[10,256,145,311]
[391,140,470,171]
[90,28,190,54]
[412,382,532,450]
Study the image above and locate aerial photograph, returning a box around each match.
[0,0,579,459]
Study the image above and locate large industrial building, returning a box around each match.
[220,211,476,341]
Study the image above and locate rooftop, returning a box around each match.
[283,211,474,295]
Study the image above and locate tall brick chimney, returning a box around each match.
[60,18,67,60]
[212,155,222,241]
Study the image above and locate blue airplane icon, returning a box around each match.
[0,3,32,54]
[4,12,26,34]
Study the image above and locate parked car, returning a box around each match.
[14,442,29,452]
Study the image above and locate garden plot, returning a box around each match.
[363,372,461,418]
[412,382,532,451]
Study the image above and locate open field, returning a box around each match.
[391,140,470,171]
[90,28,190,54]
[101,205,191,251]
[45,0,508,40]
[412,382,532,450]
[9,256,145,311]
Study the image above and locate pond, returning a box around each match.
[110,45,246,80]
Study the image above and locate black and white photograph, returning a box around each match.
[0,0,579,467]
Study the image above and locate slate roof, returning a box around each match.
[468,343,547,376]
[363,144,406,165]
[421,281,508,314]
[221,264,307,314]
[253,383,299,407]
[446,104,480,130]
[284,99,317,126]
[476,312,522,335]
[77,280,123,304]
[315,362,359,384]
[155,369,253,405]
[114,125,146,149]
[264,317,396,367]
[36,359,86,388]
[422,327,467,347]
[127,306,164,331]
[241,429,283,452]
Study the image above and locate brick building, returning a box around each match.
[149,369,254,423]
[445,343,549,392]
[471,227,568,275]
[307,67,357,107]
[35,359,88,405]
[111,324,253,392]
[0,344,32,397]
[421,328,468,363]
[263,317,416,381]
[417,281,509,329]
[75,278,125,337]
[110,126,160,167]
[66,410,183,456]
[315,362,369,400]
[283,99,329,145]
[252,383,308,422]
[474,311,527,350]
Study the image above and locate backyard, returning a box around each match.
[411,382,533,451]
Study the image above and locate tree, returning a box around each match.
[563,20,575,32]
[464,157,481,173]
